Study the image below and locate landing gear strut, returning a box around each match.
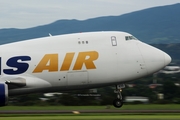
[113,84,125,108]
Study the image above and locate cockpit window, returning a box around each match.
[125,36,138,40]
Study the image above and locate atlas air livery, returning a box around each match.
[0,31,171,108]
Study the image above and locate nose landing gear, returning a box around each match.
[113,84,125,108]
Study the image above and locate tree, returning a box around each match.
[163,80,178,101]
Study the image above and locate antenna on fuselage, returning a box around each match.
[49,33,52,37]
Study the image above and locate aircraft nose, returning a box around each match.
[137,42,171,75]
[164,53,171,66]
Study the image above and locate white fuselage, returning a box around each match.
[0,31,171,96]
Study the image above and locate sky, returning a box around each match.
[0,0,180,29]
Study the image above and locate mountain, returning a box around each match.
[152,43,180,62]
[0,3,180,44]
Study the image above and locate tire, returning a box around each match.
[113,99,123,108]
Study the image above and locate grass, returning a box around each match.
[1,114,180,120]
[1,104,180,120]
[0,104,180,111]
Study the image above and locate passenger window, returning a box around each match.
[111,36,117,46]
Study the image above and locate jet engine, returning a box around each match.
[0,83,8,106]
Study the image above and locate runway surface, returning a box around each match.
[0,110,180,114]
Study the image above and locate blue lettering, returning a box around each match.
[3,56,31,75]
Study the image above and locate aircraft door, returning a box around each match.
[67,71,88,87]
[111,36,117,46]
[110,36,119,79]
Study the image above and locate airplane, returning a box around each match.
[164,66,180,71]
[0,31,171,108]
[159,65,180,74]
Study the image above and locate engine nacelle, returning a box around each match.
[0,83,8,106]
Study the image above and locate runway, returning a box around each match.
[0,110,180,114]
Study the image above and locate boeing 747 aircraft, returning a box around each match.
[0,31,171,108]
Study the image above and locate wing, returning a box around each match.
[0,74,52,96]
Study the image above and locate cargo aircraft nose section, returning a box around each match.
[164,52,171,66]
[0,31,172,108]
[137,42,171,75]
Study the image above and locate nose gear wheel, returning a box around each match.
[113,84,125,108]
